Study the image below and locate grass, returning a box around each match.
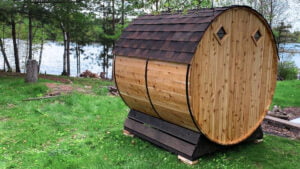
[271,80,300,108]
[0,76,299,169]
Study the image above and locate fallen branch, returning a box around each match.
[23,95,61,101]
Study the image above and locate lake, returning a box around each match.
[279,43,300,67]
[0,39,300,78]
[0,39,113,78]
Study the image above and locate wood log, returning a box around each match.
[268,113,289,120]
[25,60,38,83]
[23,95,61,101]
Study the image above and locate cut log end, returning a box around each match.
[253,139,264,144]
[25,60,38,83]
[178,155,198,165]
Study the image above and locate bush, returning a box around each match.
[278,61,299,80]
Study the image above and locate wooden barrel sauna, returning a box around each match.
[114,6,278,145]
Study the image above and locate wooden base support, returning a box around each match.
[253,139,264,144]
[123,129,134,137]
[124,109,264,162]
[178,155,198,165]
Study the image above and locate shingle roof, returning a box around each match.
[114,7,229,64]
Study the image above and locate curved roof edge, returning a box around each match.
[114,5,277,64]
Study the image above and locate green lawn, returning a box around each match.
[272,80,300,108]
[0,76,299,169]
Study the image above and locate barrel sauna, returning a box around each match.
[114,6,278,145]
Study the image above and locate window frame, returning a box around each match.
[214,25,228,46]
[251,28,263,46]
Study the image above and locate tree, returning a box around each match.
[48,1,89,76]
[0,0,22,72]
[215,0,288,29]
[0,32,12,71]
[162,0,211,12]
[11,16,21,72]
[27,0,33,60]
[22,0,49,75]
[0,16,12,71]
[249,0,287,28]
[274,22,292,55]
[69,12,94,76]
[121,0,124,25]
[38,25,44,72]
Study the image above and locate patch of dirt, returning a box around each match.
[45,83,92,95]
[0,117,10,122]
[7,103,16,108]
[0,72,24,77]
[40,75,73,84]
[283,107,300,120]
[1,72,115,96]
[262,121,299,139]
[262,107,300,139]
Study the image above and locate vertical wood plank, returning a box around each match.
[190,8,277,145]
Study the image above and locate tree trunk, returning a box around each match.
[66,32,70,76]
[102,44,107,74]
[28,10,33,60]
[78,49,80,76]
[269,0,274,28]
[106,47,109,79]
[11,18,20,72]
[62,31,67,75]
[0,38,11,71]
[25,36,28,63]
[198,0,203,8]
[61,22,67,75]
[76,43,80,77]
[277,22,283,50]
[38,30,44,73]
[121,0,124,25]
[112,0,115,32]
[25,59,38,83]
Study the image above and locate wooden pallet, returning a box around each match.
[124,109,264,162]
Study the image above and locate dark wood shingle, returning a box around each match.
[114,7,228,64]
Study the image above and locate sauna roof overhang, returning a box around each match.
[114,6,277,64]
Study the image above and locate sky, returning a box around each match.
[286,0,300,32]
[214,0,300,32]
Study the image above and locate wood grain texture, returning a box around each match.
[189,8,278,145]
[115,7,277,145]
[147,61,198,131]
[115,56,158,118]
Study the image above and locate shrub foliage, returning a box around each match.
[278,61,298,80]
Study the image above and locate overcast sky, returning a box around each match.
[286,0,300,32]
[214,0,300,32]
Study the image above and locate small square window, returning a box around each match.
[217,27,226,40]
[254,30,261,41]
